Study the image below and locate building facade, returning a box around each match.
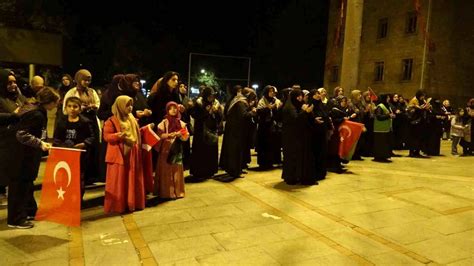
[324,0,474,106]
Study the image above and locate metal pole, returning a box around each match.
[29,64,35,83]
[187,53,192,97]
[420,0,432,89]
[247,58,251,87]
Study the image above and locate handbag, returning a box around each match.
[203,126,218,145]
[167,138,183,164]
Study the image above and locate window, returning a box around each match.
[374,62,384,82]
[402,59,414,80]
[377,18,388,39]
[406,12,417,34]
[331,66,339,82]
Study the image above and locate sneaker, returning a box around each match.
[26,216,35,221]
[8,221,34,229]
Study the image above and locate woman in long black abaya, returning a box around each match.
[189,87,223,180]
[281,89,317,185]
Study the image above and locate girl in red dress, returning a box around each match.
[103,96,145,213]
[154,101,189,199]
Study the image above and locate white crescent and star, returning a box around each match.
[53,161,72,200]
[339,125,352,141]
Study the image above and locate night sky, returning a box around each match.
[20,0,330,91]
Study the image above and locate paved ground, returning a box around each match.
[0,140,473,265]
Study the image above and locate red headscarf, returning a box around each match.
[164,101,182,132]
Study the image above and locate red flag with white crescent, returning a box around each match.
[338,120,364,161]
[35,147,82,227]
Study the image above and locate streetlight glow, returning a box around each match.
[201,69,206,74]
[252,84,259,89]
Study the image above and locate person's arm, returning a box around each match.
[103,119,123,144]
[375,106,390,120]
[0,113,18,126]
[15,111,49,150]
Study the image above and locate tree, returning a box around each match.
[195,70,219,89]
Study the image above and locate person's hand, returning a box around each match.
[350,113,357,119]
[396,109,401,114]
[174,131,182,138]
[161,133,170,139]
[74,143,86,149]
[136,110,145,118]
[251,107,257,113]
[315,117,324,124]
[178,104,185,113]
[212,105,219,112]
[115,132,126,139]
[206,105,212,111]
[41,141,52,152]
[390,114,396,118]
[187,100,194,108]
[13,107,20,114]
[344,117,350,120]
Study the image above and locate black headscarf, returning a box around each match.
[0,69,19,101]
[201,86,216,106]
[289,89,303,111]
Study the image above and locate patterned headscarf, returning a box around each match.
[164,101,182,133]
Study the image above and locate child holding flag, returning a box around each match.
[103,96,145,213]
[53,96,95,199]
[154,101,189,199]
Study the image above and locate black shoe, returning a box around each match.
[26,216,35,221]
[8,221,34,229]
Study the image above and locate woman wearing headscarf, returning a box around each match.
[189,87,223,181]
[328,95,352,173]
[407,90,430,157]
[0,69,26,204]
[154,101,189,199]
[361,91,376,156]
[423,97,444,156]
[308,89,331,181]
[256,85,282,169]
[63,69,101,183]
[56,74,74,121]
[348,90,364,160]
[390,93,407,149]
[281,89,316,185]
[218,85,256,182]
[242,87,258,170]
[373,94,395,162]
[103,96,145,213]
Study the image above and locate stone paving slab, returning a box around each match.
[0,141,473,265]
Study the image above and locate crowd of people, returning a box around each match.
[0,67,473,229]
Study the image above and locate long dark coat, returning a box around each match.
[219,100,253,178]
[190,100,222,179]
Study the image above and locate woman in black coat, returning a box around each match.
[308,89,330,181]
[189,87,223,180]
[7,87,59,229]
[256,85,283,169]
[218,85,256,182]
[281,89,316,185]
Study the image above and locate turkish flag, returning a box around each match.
[338,120,364,161]
[35,147,82,227]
